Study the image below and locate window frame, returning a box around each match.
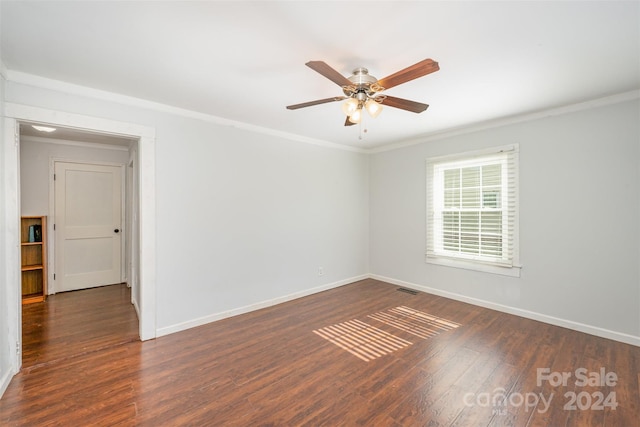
[426,145,520,277]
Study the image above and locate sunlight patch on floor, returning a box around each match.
[368,306,461,339]
[313,319,413,362]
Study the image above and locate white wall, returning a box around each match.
[370,98,640,340]
[5,80,370,334]
[154,119,369,330]
[19,138,130,215]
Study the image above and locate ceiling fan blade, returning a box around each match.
[306,61,353,87]
[376,59,439,90]
[380,95,429,113]
[286,96,346,110]
[344,117,357,126]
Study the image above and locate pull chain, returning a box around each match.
[358,117,367,140]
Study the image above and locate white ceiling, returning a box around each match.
[19,122,136,147]
[2,1,639,149]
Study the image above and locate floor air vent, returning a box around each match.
[397,287,418,295]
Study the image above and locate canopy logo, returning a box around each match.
[463,388,553,415]
[463,367,619,415]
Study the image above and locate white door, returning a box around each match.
[54,161,123,292]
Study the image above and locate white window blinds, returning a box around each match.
[427,145,518,269]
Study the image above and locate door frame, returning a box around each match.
[3,103,157,376]
[50,159,126,294]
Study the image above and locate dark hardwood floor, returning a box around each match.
[20,283,139,370]
[1,279,638,426]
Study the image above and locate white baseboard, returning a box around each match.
[370,274,640,348]
[0,366,17,400]
[156,272,640,347]
[156,275,368,338]
[132,297,141,319]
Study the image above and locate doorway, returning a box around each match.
[19,125,135,367]
[3,103,157,377]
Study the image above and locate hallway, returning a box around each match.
[21,283,139,370]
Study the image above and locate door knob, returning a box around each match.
[114,229,120,233]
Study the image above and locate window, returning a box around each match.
[426,145,519,276]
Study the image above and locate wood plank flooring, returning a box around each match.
[1,279,638,426]
[21,283,139,370]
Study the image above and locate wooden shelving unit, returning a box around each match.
[21,216,47,304]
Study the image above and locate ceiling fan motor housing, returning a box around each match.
[343,67,383,100]
[349,67,377,85]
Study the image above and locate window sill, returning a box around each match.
[426,255,521,277]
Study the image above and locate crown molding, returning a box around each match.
[6,70,636,156]
[5,70,367,154]
[370,90,640,154]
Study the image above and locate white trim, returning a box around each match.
[137,131,156,341]
[6,70,366,154]
[424,256,522,277]
[0,367,17,401]
[370,90,640,154]
[5,103,155,139]
[132,296,141,319]
[369,274,640,348]
[126,149,140,312]
[3,118,22,377]
[156,275,368,337]
[4,103,157,342]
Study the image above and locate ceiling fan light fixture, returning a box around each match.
[349,108,362,124]
[365,98,383,118]
[342,98,359,116]
[32,125,57,133]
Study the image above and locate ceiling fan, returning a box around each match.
[286,58,439,126]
